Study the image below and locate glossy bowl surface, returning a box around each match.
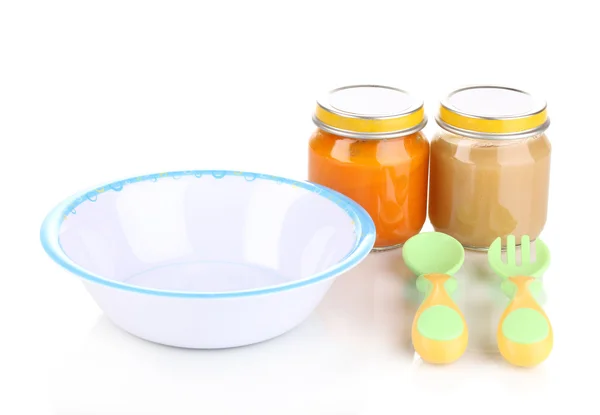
[41,170,375,348]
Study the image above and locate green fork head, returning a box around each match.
[488,235,551,297]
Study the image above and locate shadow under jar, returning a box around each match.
[429,85,551,250]
[308,85,430,251]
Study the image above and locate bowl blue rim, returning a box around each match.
[40,170,376,298]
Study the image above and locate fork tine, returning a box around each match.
[506,235,516,265]
[487,237,503,274]
[533,239,551,277]
[488,237,501,259]
[489,237,502,255]
[521,235,530,264]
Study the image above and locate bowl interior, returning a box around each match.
[55,173,360,293]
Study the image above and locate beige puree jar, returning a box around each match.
[429,85,551,250]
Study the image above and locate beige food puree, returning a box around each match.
[429,85,551,249]
[429,132,551,248]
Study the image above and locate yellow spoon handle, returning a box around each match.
[411,273,468,364]
[497,276,553,367]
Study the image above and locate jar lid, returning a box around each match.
[313,85,427,139]
[436,85,550,139]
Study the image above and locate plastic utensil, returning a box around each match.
[488,235,552,367]
[402,232,468,364]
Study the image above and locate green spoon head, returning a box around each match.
[402,232,465,276]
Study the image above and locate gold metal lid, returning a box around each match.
[436,85,550,139]
[313,85,427,139]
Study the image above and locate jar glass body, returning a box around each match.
[428,130,551,249]
[308,129,429,249]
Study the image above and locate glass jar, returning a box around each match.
[308,85,429,250]
[429,85,551,250]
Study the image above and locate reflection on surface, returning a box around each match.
[51,314,368,415]
[50,247,550,414]
[410,350,549,394]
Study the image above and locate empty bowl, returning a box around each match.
[40,170,375,348]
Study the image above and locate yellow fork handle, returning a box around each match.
[497,276,553,367]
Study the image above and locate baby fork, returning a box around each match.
[488,235,552,367]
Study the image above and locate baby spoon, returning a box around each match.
[488,235,552,367]
[402,232,468,364]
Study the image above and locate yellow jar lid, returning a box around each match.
[436,85,550,139]
[313,85,427,139]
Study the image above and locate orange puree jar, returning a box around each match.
[308,85,429,250]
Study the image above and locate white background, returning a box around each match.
[1,0,598,414]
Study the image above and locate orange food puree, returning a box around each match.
[309,129,430,248]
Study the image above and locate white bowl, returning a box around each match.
[41,170,375,348]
